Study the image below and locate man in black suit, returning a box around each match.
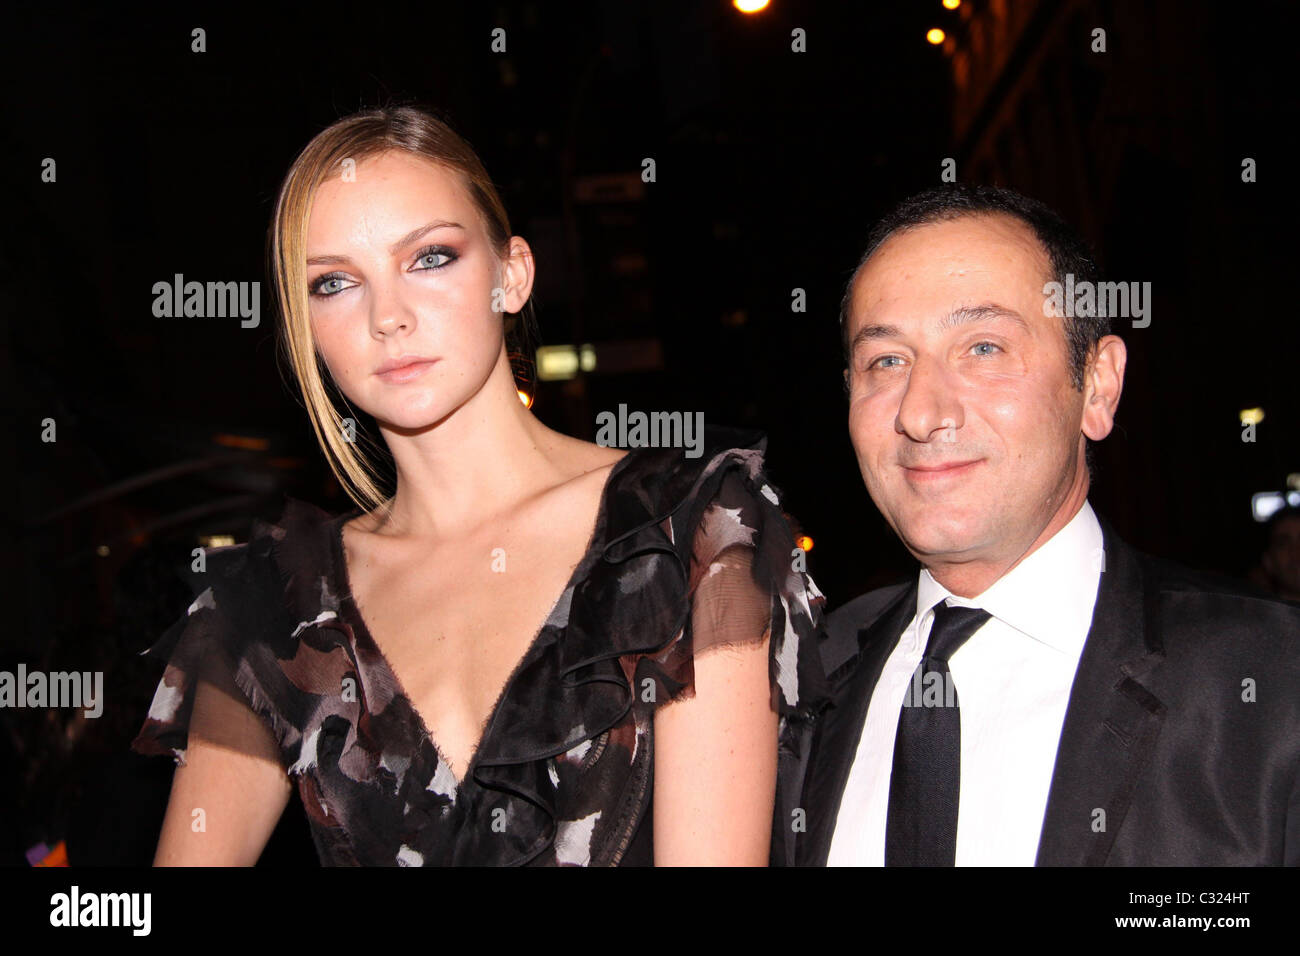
[798,185,1300,866]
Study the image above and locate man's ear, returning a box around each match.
[1081,334,1126,441]
[499,236,535,313]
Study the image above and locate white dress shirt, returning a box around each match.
[827,501,1104,866]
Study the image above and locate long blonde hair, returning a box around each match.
[267,104,536,517]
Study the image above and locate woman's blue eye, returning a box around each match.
[309,245,458,298]
[309,274,349,298]
[414,245,457,270]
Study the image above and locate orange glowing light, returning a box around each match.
[795,535,814,552]
[517,389,534,408]
[733,0,770,12]
[34,840,68,866]
[943,0,961,10]
[213,433,270,451]
[926,28,946,45]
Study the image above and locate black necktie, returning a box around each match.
[884,600,991,866]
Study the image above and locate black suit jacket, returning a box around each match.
[796,518,1300,865]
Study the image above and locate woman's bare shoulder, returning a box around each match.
[540,430,629,487]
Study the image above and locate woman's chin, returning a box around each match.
[366,397,458,433]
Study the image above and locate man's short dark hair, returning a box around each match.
[839,184,1110,389]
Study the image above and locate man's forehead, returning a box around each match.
[850,216,1053,316]
[868,212,1046,270]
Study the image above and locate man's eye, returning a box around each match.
[971,341,1002,356]
[869,354,904,370]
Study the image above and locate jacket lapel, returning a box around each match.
[1034,521,1167,865]
[802,580,917,865]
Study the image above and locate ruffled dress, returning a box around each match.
[131,427,829,865]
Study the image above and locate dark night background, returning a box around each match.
[1,0,1295,865]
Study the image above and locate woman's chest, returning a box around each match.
[295,694,651,866]
[346,536,591,781]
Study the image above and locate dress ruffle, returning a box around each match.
[131,425,830,865]
[130,511,320,770]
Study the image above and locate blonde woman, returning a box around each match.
[132,105,827,866]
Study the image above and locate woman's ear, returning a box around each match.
[498,236,535,314]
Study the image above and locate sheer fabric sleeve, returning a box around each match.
[634,465,828,718]
[131,567,285,770]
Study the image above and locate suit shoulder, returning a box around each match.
[1134,549,1300,663]
[1142,550,1300,617]
[827,579,914,637]
[821,579,913,680]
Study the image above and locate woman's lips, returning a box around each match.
[375,359,438,383]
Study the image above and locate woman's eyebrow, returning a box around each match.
[306,220,466,266]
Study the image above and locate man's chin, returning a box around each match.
[894,515,994,565]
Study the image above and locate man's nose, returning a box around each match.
[894,356,963,443]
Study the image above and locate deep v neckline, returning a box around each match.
[328,452,632,789]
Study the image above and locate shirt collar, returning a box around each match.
[914,500,1104,656]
